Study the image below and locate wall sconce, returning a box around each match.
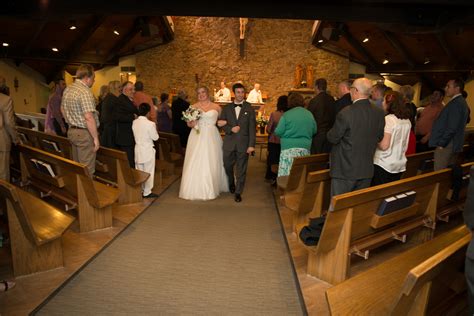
[14,76,19,92]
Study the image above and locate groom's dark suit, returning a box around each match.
[220,101,256,195]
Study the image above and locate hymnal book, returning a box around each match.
[41,139,61,152]
[376,191,417,216]
[30,158,56,177]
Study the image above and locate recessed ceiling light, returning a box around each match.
[424,58,430,65]
[52,47,59,52]
[127,72,132,75]
[318,39,324,43]
[113,30,120,36]
[69,25,77,30]
[2,43,9,47]
[382,59,389,64]
[363,37,369,43]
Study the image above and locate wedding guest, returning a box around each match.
[45,79,67,136]
[334,80,352,115]
[157,93,172,132]
[100,80,122,149]
[132,103,159,198]
[415,88,444,152]
[275,93,316,177]
[0,91,18,181]
[265,95,288,182]
[115,81,139,167]
[370,83,387,109]
[171,90,191,147]
[246,83,263,104]
[134,81,156,123]
[0,76,10,96]
[372,91,412,185]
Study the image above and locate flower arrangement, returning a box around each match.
[182,106,203,134]
[256,116,269,128]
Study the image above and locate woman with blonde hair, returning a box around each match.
[99,80,122,148]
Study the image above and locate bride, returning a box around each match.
[179,86,229,200]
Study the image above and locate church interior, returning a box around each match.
[1,0,474,314]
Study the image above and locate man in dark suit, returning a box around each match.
[464,166,474,314]
[171,90,191,148]
[115,81,138,167]
[218,83,256,202]
[307,78,336,154]
[429,78,469,171]
[334,80,352,115]
[327,77,385,198]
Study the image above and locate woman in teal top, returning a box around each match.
[275,93,317,176]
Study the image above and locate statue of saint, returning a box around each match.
[239,18,248,40]
[294,64,303,88]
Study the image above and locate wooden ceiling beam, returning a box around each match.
[4,54,115,65]
[380,29,416,69]
[102,17,142,64]
[435,32,459,64]
[47,15,106,82]
[23,18,48,55]
[338,23,378,68]
[367,63,472,73]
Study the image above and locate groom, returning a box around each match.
[218,83,256,202]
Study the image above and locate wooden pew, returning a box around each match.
[17,126,73,159]
[155,138,183,175]
[277,153,329,197]
[159,131,184,155]
[291,169,331,233]
[0,179,75,276]
[16,127,151,203]
[402,150,434,179]
[303,170,451,285]
[95,146,149,204]
[326,225,470,315]
[436,161,474,222]
[18,144,119,233]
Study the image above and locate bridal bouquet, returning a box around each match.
[182,106,203,134]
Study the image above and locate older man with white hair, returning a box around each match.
[327,77,385,198]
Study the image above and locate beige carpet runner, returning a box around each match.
[37,158,304,314]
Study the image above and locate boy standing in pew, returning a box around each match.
[132,103,159,198]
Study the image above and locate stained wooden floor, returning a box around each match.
[0,172,180,316]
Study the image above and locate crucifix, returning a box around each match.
[239,18,248,57]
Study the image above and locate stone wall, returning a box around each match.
[136,17,349,111]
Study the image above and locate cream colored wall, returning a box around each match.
[0,60,50,114]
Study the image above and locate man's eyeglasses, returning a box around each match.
[350,86,358,92]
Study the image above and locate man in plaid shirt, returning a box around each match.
[61,64,99,176]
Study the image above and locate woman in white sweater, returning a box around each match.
[372,91,412,185]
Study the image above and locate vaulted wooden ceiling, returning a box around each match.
[1,0,473,97]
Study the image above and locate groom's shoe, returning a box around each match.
[234,194,242,203]
[229,184,236,194]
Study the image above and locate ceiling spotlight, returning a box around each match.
[318,39,324,43]
[69,25,77,30]
[362,37,369,43]
[382,59,389,64]
[2,42,9,47]
[52,47,59,52]
[424,58,430,65]
[113,30,120,36]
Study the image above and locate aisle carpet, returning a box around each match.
[37,158,304,315]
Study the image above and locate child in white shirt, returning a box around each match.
[132,103,159,198]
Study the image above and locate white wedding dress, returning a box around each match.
[179,109,229,200]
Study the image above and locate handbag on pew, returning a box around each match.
[299,216,326,246]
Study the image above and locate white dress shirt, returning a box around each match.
[215,87,231,102]
[132,116,159,163]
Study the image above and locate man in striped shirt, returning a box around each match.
[61,64,99,176]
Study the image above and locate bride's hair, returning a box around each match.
[196,86,209,95]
